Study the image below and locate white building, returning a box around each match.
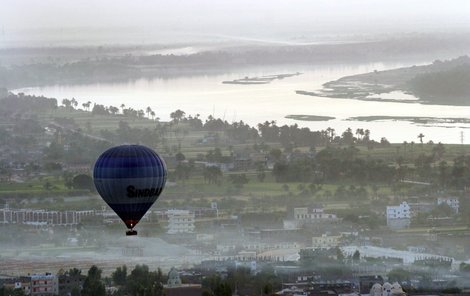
[293,206,338,221]
[284,205,339,229]
[312,234,342,249]
[167,210,195,234]
[437,197,459,214]
[0,204,94,226]
[386,202,411,229]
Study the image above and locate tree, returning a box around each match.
[203,166,223,185]
[68,268,82,276]
[418,133,425,144]
[269,148,282,162]
[146,106,153,118]
[71,98,78,109]
[352,250,360,263]
[174,162,193,182]
[126,265,163,296]
[112,265,127,286]
[62,98,72,110]
[81,265,105,296]
[213,282,232,296]
[170,109,186,123]
[71,287,80,296]
[72,174,94,191]
[82,101,91,111]
[272,162,288,182]
[92,104,109,116]
[229,174,249,190]
[0,287,25,296]
[341,128,355,145]
[108,106,119,115]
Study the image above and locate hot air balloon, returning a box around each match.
[93,145,167,235]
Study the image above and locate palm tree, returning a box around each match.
[418,133,425,144]
[326,127,335,143]
[82,101,91,111]
[62,98,71,110]
[120,104,125,114]
[355,128,364,142]
[170,109,186,123]
[146,106,153,118]
[70,98,78,109]
[108,106,119,115]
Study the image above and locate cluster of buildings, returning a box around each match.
[0,268,203,296]
[1,272,84,296]
[0,204,94,226]
[272,275,406,296]
[0,202,217,235]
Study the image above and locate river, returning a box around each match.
[15,61,470,144]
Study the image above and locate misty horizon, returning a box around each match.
[2,0,470,46]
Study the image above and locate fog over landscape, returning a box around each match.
[2,0,470,46]
[1,1,470,296]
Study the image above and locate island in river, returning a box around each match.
[346,116,470,124]
[296,55,470,106]
[222,72,302,85]
[285,115,335,121]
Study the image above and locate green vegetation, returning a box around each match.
[298,56,470,106]
[409,63,470,104]
[82,265,106,296]
[2,92,470,231]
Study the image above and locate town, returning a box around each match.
[1,91,470,295]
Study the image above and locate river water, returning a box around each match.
[15,61,470,144]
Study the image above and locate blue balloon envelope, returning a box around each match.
[93,145,167,235]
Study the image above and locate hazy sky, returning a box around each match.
[2,0,470,45]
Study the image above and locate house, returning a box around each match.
[167,210,195,234]
[311,234,342,250]
[284,205,339,229]
[386,202,410,229]
[293,205,338,221]
[31,273,59,296]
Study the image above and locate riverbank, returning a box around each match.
[296,56,470,106]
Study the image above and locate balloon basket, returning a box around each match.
[126,230,138,236]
